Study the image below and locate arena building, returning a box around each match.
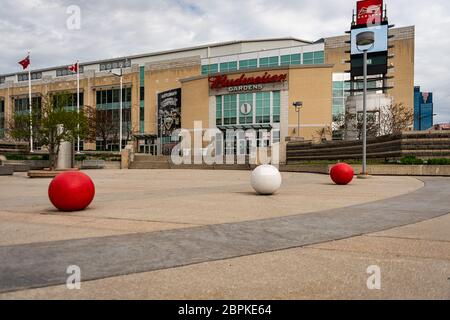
[0,14,414,163]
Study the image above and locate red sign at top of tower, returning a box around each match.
[357,0,383,26]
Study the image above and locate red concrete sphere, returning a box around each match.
[48,171,95,212]
[330,163,355,185]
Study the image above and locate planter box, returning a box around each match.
[281,164,450,177]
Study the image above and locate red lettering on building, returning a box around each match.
[209,72,288,90]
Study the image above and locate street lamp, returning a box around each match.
[110,68,124,153]
[293,101,303,138]
[356,31,375,176]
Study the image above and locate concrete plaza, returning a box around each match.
[0,170,449,299]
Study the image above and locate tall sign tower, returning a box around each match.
[344,0,395,140]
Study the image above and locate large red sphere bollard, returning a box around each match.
[48,171,95,212]
[330,163,354,185]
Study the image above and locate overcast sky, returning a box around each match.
[0,0,449,122]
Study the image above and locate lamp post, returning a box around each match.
[356,31,375,176]
[293,101,303,138]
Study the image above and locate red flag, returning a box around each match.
[18,55,30,70]
[68,62,78,73]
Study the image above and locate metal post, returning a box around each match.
[362,50,368,175]
[76,61,80,154]
[297,109,300,137]
[28,64,34,153]
[119,74,123,153]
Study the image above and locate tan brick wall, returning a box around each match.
[324,26,415,112]
[144,58,201,134]
[288,67,333,141]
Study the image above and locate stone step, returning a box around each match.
[129,162,171,169]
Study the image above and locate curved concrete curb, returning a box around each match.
[0,177,449,293]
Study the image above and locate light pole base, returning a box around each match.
[357,173,372,179]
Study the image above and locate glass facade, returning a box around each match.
[216,91,281,126]
[95,87,132,151]
[14,97,41,115]
[414,86,434,131]
[239,93,254,124]
[216,91,281,156]
[201,51,325,75]
[53,93,84,112]
[332,81,350,121]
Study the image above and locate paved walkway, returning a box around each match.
[0,176,449,296]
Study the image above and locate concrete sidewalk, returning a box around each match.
[0,170,448,299]
[1,214,449,300]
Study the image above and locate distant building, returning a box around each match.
[432,123,450,131]
[414,86,434,130]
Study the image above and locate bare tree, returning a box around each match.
[379,103,414,136]
[8,93,95,169]
[314,126,333,142]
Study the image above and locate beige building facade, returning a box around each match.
[0,26,414,163]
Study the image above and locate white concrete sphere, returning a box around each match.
[251,165,282,195]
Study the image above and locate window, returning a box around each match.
[14,97,41,116]
[304,51,325,64]
[273,91,280,123]
[0,77,5,84]
[216,96,222,126]
[220,61,237,73]
[96,87,132,150]
[280,54,302,66]
[223,94,237,125]
[53,93,84,112]
[100,59,131,72]
[314,51,324,64]
[56,66,84,77]
[255,92,271,124]
[140,66,145,87]
[201,64,219,75]
[239,59,258,70]
[239,93,253,124]
[18,72,42,82]
[259,56,279,68]
[332,79,350,120]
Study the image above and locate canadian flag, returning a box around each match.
[68,62,79,73]
[18,55,30,70]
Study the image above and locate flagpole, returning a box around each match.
[76,61,80,154]
[28,51,34,153]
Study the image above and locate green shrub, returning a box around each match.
[75,154,88,161]
[400,156,424,165]
[427,158,450,165]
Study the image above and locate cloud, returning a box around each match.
[0,0,448,122]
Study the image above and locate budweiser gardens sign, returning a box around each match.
[208,72,288,95]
